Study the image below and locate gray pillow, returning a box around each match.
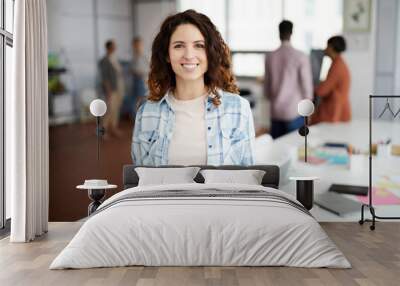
[200,169,266,185]
[135,167,201,186]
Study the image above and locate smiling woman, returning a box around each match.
[131,9,255,166]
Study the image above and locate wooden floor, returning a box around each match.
[0,222,399,286]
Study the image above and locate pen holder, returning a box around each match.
[290,177,318,210]
[296,180,314,210]
[377,143,391,157]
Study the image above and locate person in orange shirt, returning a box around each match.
[311,36,351,124]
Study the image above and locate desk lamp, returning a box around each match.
[297,99,315,162]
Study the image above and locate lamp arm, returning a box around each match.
[95,117,105,173]
[96,118,105,137]
[297,99,314,163]
[96,117,100,163]
[305,116,308,163]
[298,116,309,163]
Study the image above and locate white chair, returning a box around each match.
[255,134,294,184]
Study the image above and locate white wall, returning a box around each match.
[371,0,400,120]
[396,2,400,95]
[394,3,400,94]
[134,0,176,59]
[339,0,377,121]
[47,0,134,92]
[97,0,134,61]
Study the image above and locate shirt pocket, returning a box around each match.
[221,127,245,165]
[221,127,245,145]
[137,130,163,159]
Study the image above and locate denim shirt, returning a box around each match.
[131,90,255,166]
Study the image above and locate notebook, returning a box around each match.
[315,192,362,216]
[329,184,368,196]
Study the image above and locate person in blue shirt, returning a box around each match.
[131,9,255,166]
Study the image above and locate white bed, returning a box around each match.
[50,183,350,269]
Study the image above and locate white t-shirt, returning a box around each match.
[168,93,207,165]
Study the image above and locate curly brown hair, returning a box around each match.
[147,9,238,106]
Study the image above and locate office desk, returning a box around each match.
[272,119,400,222]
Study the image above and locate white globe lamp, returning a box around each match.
[90,99,107,117]
[298,99,314,117]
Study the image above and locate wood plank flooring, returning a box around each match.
[1,222,399,286]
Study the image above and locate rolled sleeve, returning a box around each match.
[239,100,255,166]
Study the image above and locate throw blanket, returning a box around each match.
[94,188,312,217]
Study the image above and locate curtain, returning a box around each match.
[7,0,49,242]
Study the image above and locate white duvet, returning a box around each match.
[50,183,350,269]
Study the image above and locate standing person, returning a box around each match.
[131,9,255,166]
[131,36,149,116]
[99,40,125,137]
[311,36,351,124]
[264,20,313,139]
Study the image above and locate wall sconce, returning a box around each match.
[297,99,315,163]
[89,99,107,164]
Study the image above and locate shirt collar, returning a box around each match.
[157,92,172,110]
[158,89,224,110]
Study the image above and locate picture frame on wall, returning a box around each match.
[343,0,372,32]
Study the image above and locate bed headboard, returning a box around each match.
[123,165,280,189]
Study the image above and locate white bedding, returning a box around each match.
[50,183,351,269]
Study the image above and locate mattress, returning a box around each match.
[50,183,351,269]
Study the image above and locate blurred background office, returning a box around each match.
[39,0,400,221]
[45,0,387,131]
